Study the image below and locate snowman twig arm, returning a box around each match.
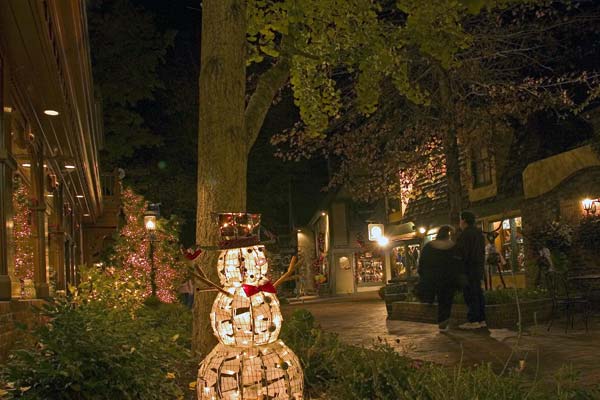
[274,256,298,288]
[192,265,230,296]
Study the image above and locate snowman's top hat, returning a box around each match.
[215,212,262,250]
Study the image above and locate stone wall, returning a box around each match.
[521,166,600,284]
[390,299,553,329]
[0,299,45,361]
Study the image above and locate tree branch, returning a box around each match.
[245,57,291,152]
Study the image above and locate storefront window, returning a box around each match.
[488,216,525,272]
[312,231,328,285]
[391,244,421,278]
[355,251,384,285]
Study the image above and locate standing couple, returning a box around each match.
[417,211,486,332]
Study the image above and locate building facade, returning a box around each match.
[0,0,117,303]
[297,110,600,295]
[298,190,391,296]
[385,111,600,289]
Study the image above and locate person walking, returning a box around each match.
[417,225,464,332]
[456,211,487,329]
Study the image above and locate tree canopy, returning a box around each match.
[88,0,175,167]
[271,0,600,212]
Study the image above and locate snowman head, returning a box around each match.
[217,246,269,286]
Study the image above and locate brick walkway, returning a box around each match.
[283,292,600,386]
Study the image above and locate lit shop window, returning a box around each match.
[355,251,384,284]
[488,217,525,272]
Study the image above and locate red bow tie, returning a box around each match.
[242,281,277,297]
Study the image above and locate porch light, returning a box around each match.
[64,164,76,170]
[43,109,59,116]
[418,226,427,234]
[76,195,84,198]
[582,198,597,215]
[21,163,31,167]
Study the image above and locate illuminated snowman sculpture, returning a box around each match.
[195,213,303,400]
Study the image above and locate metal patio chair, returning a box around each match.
[545,270,591,333]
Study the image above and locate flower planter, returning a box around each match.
[390,299,553,329]
[383,282,410,316]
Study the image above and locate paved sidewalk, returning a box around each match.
[283,292,600,386]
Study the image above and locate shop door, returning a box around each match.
[335,254,355,294]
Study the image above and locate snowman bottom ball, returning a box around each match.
[197,341,303,400]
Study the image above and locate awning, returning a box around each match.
[385,222,416,240]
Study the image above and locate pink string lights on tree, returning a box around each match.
[13,178,34,281]
[107,188,185,303]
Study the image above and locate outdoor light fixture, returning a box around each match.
[144,214,157,231]
[321,211,326,216]
[144,209,158,297]
[377,236,390,246]
[83,213,90,217]
[21,163,31,168]
[43,109,59,116]
[76,195,84,198]
[45,194,54,198]
[418,226,427,234]
[64,164,76,170]
[582,198,597,215]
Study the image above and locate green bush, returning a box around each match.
[0,299,194,399]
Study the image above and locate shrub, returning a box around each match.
[0,300,194,399]
[575,215,600,252]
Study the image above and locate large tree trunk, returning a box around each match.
[436,66,463,227]
[193,0,247,357]
[444,127,462,227]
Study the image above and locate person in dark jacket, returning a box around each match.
[456,211,487,329]
[417,225,463,332]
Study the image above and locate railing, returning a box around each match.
[100,173,118,197]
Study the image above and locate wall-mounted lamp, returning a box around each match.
[582,198,597,215]
[418,226,427,235]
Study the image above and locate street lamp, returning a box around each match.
[144,210,158,297]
